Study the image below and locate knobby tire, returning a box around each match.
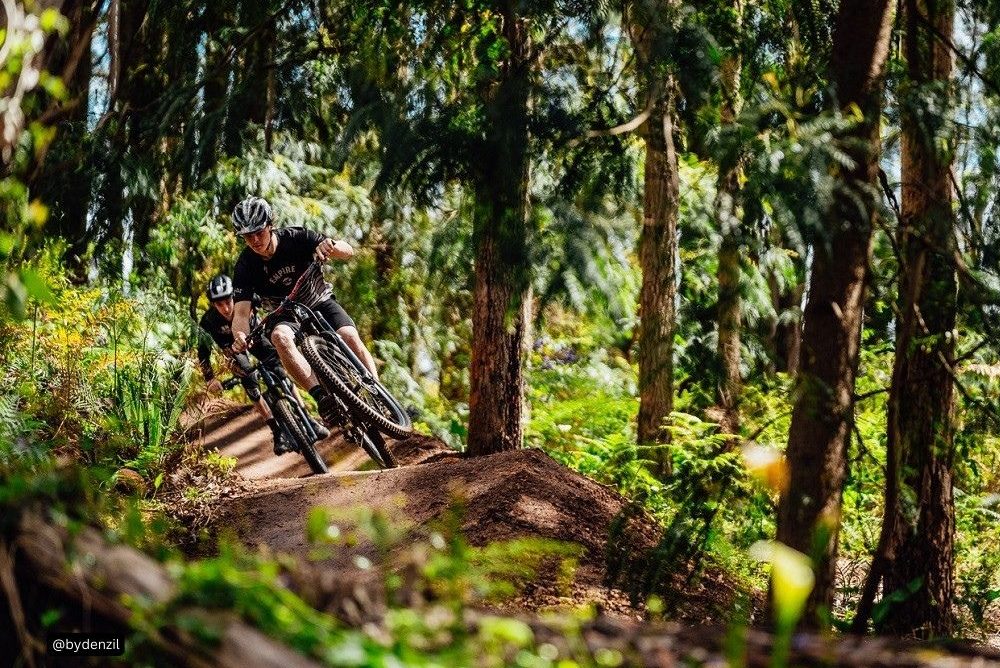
[301,335,412,440]
[360,427,398,469]
[274,398,328,475]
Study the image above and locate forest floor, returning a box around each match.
[177,398,747,627]
[116,397,1000,665]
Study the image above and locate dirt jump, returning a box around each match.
[179,397,739,623]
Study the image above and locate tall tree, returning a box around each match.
[775,0,895,622]
[330,1,635,457]
[854,0,958,637]
[117,0,161,259]
[629,1,680,465]
[222,0,276,156]
[465,1,533,456]
[715,0,744,435]
[196,1,232,180]
[24,0,100,270]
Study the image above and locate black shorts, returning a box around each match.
[266,298,356,338]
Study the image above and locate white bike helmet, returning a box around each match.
[232,196,273,235]
[206,275,233,302]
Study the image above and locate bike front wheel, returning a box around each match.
[301,335,412,440]
[273,397,328,475]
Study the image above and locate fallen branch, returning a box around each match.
[10,509,320,668]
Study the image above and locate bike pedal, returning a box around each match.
[311,421,331,441]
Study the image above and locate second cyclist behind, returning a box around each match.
[199,274,329,454]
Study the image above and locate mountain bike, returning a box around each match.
[221,353,330,474]
[243,262,412,469]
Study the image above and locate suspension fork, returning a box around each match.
[261,366,319,444]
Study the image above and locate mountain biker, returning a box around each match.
[228,196,379,426]
[198,274,329,455]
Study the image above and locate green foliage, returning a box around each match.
[122,505,596,667]
[526,332,766,599]
[0,250,195,489]
[10,0,1000,649]
[0,2,68,317]
[107,357,193,479]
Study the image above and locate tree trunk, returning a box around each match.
[94,0,162,276]
[715,26,744,435]
[775,0,895,624]
[368,194,401,344]
[25,0,96,271]
[119,0,159,260]
[465,4,531,457]
[197,2,231,180]
[108,0,120,99]
[770,278,804,376]
[628,2,681,471]
[855,0,957,638]
[635,93,680,468]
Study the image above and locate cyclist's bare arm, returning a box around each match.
[315,238,353,262]
[232,299,253,352]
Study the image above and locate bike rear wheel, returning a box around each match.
[302,335,412,439]
[274,398,328,475]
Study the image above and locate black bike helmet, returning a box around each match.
[206,275,233,302]
[232,196,273,235]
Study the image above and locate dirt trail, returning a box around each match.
[185,398,363,478]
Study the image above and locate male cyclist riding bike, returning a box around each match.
[198,274,329,454]
[229,196,378,426]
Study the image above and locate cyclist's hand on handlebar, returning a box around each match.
[206,378,223,394]
[232,331,249,353]
[314,238,353,262]
[314,238,337,261]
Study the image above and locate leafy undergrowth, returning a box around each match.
[525,338,767,619]
[4,463,617,667]
[148,445,248,553]
[523,331,1000,636]
[0,250,196,495]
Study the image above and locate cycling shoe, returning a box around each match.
[272,431,295,456]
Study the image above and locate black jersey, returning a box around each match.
[199,307,234,349]
[232,227,333,310]
[197,304,275,380]
[197,307,234,380]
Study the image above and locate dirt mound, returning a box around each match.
[182,398,740,622]
[220,447,641,559]
[214,448,739,622]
